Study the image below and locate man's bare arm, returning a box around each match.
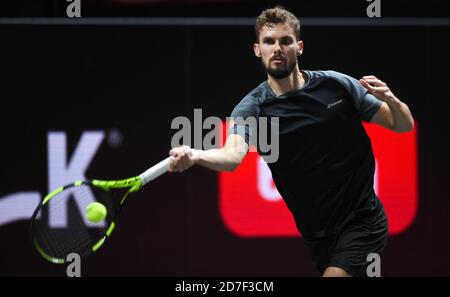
[168,132,249,173]
[360,75,414,133]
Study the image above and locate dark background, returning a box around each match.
[1,0,450,277]
[1,0,450,17]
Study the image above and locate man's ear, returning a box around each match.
[297,40,304,56]
[254,43,261,58]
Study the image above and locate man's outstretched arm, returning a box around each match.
[360,75,414,133]
[168,131,249,173]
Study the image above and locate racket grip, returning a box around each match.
[139,157,173,185]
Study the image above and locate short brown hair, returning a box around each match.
[255,6,301,42]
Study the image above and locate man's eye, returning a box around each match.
[264,39,274,44]
[281,38,293,45]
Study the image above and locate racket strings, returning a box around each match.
[36,218,93,258]
[32,184,117,260]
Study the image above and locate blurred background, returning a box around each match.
[1,0,449,276]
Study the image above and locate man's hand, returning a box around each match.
[168,145,196,173]
[167,133,248,173]
[360,75,414,133]
[359,75,396,102]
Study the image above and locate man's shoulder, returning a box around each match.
[230,81,269,117]
[235,81,271,106]
[308,70,353,82]
[244,80,272,101]
[307,70,361,91]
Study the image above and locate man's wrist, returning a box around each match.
[385,95,401,106]
[190,149,202,165]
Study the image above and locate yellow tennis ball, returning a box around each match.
[85,202,107,223]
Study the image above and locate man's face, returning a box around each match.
[254,23,303,79]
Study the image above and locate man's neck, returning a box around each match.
[267,68,305,96]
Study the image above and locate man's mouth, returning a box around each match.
[271,56,286,63]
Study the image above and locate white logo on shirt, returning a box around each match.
[327,99,343,109]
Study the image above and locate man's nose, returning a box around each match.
[273,41,282,53]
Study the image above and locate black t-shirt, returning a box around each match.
[229,70,382,239]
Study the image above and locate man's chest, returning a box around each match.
[260,83,358,137]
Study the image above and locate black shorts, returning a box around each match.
[303,196,389,277]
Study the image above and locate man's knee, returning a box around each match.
[322,266,352,277]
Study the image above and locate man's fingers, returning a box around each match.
[362,75,378,80]
[359,79,370,86]
[169,149,178,158]
[168,146,193,173]
[369,86,390,94]
[360,79,374,90]
[360,78,389,99]
[361,78,385,87]
[168,158,176,172]
[360,76,394,100]
[168,153,190,172]
[168,152,180,172]
[180,157,190,172]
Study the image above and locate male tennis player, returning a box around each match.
[168,7,413,277]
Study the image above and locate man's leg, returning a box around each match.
[323,203,388,277]
[322,266,352,277]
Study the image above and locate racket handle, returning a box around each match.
[139,157,173,185]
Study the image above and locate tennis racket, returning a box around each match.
[30,156,172,264]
